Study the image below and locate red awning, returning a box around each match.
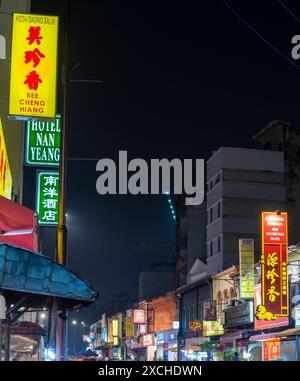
[0,196,38,251]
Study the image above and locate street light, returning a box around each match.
[71,320,78,356]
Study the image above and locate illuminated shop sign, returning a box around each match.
[0,118,12,199]
[36,171,59,226]
[264,339,281,361]
[239,238,254,298]
[256,212,288,320]
[26,115,60,166]
[203,320,224,336]
[254,284,288,330]
[133,309,145,324]
[9,13,59,119]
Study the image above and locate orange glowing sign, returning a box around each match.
[142,334,153,347]
[0,118,12,199]
[9,13,59,119]
[188,320,202,332]
[133,309,145,324]
[257,212,288,320]
[264,339,281,361]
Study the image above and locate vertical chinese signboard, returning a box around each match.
[36,171,59,226]
[25,115,61,166]
[133,310,146,324]
[257,212,288,320]
[254,284,288,330]
[239,238,254,298]
[9,13,59,119]
[0,118,12,199]
[264,339,281,361]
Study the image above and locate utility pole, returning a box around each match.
[55,0,70,361]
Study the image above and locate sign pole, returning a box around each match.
[55,0,70,361]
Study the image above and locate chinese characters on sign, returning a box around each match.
[0,118,12,199]
[263,339,281,361]
[36,171,59,226]
[9,14,59,119]
[26,115,61,166]
[202,320,224,337]
[203,301,217,321]
[133,309,146,324]
[254,284,288,330]
[257,212,289,320]
[239,238,255,298]
[142,334,153,347]
[188,320,202,332]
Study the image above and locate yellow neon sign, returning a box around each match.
[9,13,59,119]
[0,118,12,199]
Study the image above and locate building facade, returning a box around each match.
[206,147,286,274]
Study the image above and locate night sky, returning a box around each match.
[27,0,300,338]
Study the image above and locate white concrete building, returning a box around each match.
[206,147,286,274]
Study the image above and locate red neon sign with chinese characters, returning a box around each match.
[257,212,288,319]
[264,339,281,361]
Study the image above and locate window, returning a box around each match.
[230,287,236,300]
[218,202,221,218]
[223,289,229,301]
[210,208,213,223]
[207,210,210,224]
[210,241,213,256]
[183,307,187,332]
[198,302,203,321]
[217,291,223,318]
[218,236,221,252]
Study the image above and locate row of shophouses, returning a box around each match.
[87,241,300,362]
[87,121,300,361]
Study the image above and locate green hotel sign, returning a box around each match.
[26,115,61,166]
[36,171,59,226]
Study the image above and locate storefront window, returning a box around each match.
[280,340,297,361]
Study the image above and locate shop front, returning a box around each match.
[249,329,300,361]
[155,329,178,361]
[250,284,291,361]
[130,340,146,361]
[179,336,210,361]
[220,301,254,360]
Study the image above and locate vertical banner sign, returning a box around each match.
[254,284,288,330]
[9,13,59,119]
[36,171,59,226]
[0,118,12,199]
[25,115,61,166]
[258,212,288,319]
[263,339,281,361]
[239,238,255,298]
[133,310,146,324]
